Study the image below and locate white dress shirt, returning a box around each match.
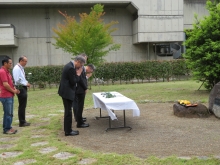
[12,64,28,86]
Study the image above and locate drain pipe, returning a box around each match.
[147,42,150,60]
[45,8,51,65]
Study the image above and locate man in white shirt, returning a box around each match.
[12,56,31,127]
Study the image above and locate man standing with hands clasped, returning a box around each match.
[74,63,95,128]
[0,56,20,134]
[58,55,85,136]
[13,56,31,127]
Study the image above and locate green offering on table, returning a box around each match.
[101,92,116,98]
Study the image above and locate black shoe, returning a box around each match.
[75,118,87,122]
[77,123,89,128]
[65,130,79,136]
[19,122,31,127]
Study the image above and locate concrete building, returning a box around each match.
[0,0,209,66]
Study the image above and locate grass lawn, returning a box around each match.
[1,80,220,165]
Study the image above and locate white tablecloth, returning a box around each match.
[92,91,140,120]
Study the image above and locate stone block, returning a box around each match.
[212,98,220,118]
[173,103,210,118]
[209,82,220,113]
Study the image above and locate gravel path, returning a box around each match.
[60,103,220,158]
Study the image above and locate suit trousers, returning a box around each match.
[17,86,27,124]
[73,93,86,125]
[62,98,73,133]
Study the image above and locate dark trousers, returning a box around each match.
[17,86,27,124]
[62,98,73,133]
[73,93,85,125]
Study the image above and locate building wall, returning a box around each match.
[0,0,209,66]
[184,0,209,29]
[0,7,141,66]
[133,0,184,43]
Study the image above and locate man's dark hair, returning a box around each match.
[79,53,87,58]
[74,55,86,64]
[87,64,96,71]
[2,56,11,66]
[19,56,26,62]
[79,53,88,62]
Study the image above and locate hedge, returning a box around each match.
[24,59,189,89]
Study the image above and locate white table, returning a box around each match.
[92,92,140,131]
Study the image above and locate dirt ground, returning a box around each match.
[60,103,220,159]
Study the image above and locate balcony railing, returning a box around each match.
[0,24,18,47]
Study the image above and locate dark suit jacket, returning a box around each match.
[76,67,88,94]
[58,61,80,101]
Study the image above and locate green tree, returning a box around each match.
[183,0,220,90]
[53,4,121,66]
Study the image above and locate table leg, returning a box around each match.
[109,116,111,129]
[95,108,109,120]
[105,110,132,131]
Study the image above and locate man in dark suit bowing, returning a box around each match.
[58,55,85,136]
[74,64,95,128]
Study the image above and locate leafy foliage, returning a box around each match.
[53,4,121,66]
[94,59,189,85]
[24,60,189,89]
[25,66,63,90]
[183,0,220,89]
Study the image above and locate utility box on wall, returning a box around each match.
[0,24,18,47]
